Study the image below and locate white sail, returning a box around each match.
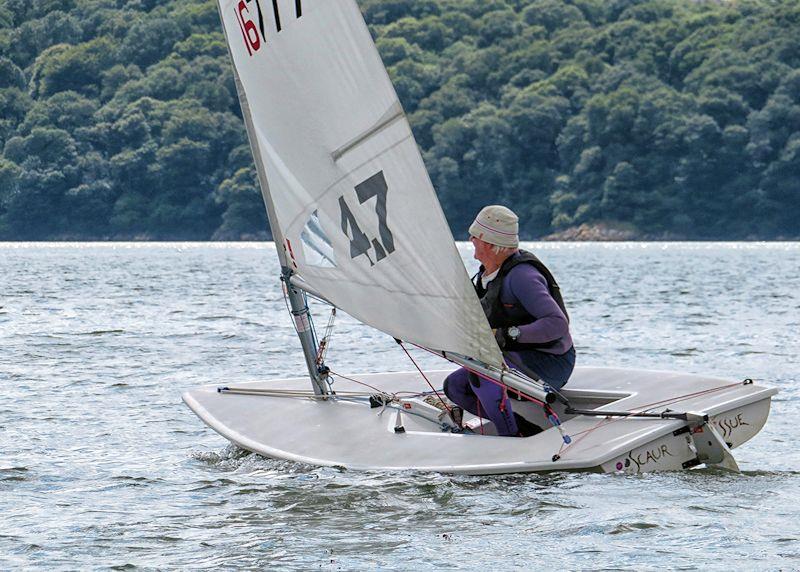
[219,0,502,367]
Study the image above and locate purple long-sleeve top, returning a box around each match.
[493,263,573,355]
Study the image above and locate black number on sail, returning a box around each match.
[339,196,374,266]
[338,171,395,265]
[245,0,300,40]
[272,0,303,26]
[355,171,395,261]
[271,0,282,31]
[246,0,267,43]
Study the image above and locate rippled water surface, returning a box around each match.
[1,242,799,569]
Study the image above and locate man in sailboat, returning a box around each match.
[443,206,576,437]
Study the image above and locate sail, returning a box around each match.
[218,0,502,367]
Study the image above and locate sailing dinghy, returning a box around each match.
[183,0,777,474]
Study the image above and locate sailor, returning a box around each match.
[443,205,576,437]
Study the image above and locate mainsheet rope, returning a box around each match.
[405,341,753,460]
[279,290,749,460]
[395,340,453,415]
[552,379,748,459]
[326,370,433,400]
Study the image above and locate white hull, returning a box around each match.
[183,367,775,475]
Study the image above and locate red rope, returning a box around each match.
[409,343,548,407]
[397,341,452,413]
[400,341,751,461]
[555,379,748,458]
[327,370,387,394]
[327,370,452,400]
[631,380,745,413]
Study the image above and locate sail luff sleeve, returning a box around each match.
[217,2,289,269]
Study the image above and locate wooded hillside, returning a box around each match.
[1,0,798,240]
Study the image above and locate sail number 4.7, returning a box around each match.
[339,171,396,266]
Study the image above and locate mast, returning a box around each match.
[220,12,330,396]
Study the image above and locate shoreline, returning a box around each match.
[4,223,797,243]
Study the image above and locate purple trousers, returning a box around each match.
[443,368,518,436]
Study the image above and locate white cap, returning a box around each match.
[468,205,519,248]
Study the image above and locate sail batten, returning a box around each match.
[217,0,503,367]
[332,102,406,162]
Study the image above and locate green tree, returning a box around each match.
[19,91,99,136]
[120,17,184,68]
[1,0,799,240]
[2,128,80,238]
[31,37,118,98]
[213,167,269,240]
[0,58,25,90]
[0,158,22,237]
[8,11,83,68]
[360,0,440,26]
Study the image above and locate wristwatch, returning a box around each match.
[507,326,521,341]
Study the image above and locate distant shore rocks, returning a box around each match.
[542,223,640,242]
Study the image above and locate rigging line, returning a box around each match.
[304,290,321,350]
[406,341,564,438]
[292,278,334,306]
[327,369,431,399]
[328,370,394,396]
[305,291,334,306]
[417,340,746,419]
[410,342,547,407]
[559,380,748,455]
[557,413,674,459]
[316,307,337,365]
[504,351,568,404]
[218,387,374,399]
[409,344,616,448]
[281,278,294,328]
[281,278,333,391]
[555,417,615,458]
[405,342,551,435]
[410,341,736,456]
[381,402,455,427]
[558,409,688,459]
[395,340,452,414]
[554,380,750,459]
[344,347,747,459]
[628,380,747,414]
[218,387,369,396]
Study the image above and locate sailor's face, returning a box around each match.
[470,236,491,265]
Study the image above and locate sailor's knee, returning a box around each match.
[443,369,468,400]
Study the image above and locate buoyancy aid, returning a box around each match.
[473,250,569,351]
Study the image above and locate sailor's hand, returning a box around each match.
[494,327,507,350]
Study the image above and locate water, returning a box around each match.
[1,242,798,569]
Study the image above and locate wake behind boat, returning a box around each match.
[183,0,776,474]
